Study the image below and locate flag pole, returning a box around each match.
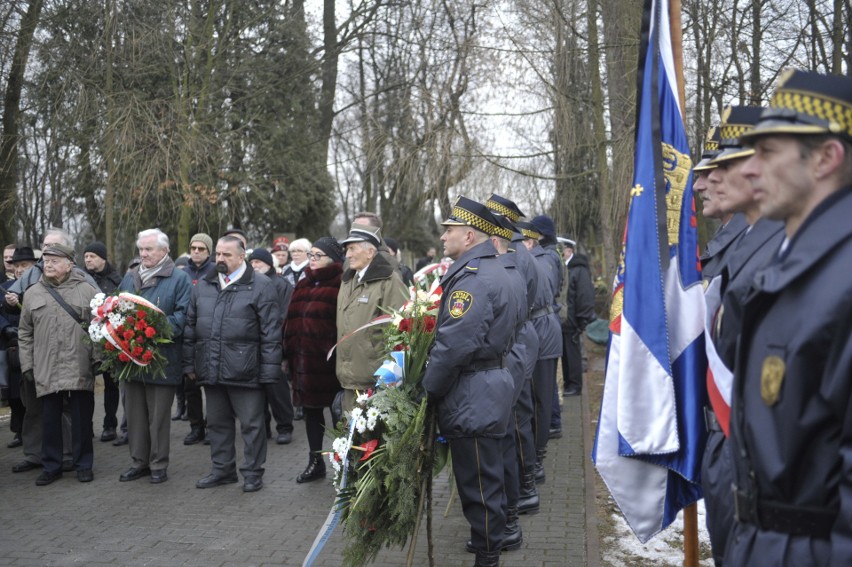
[667,0,699,565]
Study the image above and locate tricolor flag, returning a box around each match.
[591,0,708,543]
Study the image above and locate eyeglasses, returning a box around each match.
[190,246,207,252]
[307,252,327,260]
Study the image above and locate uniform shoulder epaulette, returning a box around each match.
[465,258,480,271]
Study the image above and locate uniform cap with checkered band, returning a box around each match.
[441,197,502,236]
[709,106,765,165]
[740,69,852,144]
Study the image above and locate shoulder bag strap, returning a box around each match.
[42,284,86,326]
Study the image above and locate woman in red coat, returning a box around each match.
[284,236,344,483]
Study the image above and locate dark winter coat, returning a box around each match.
[563,253,596,334]
[185,256,216,285]
[284,263,343,407]
[726,186,852,566]
[183,265,282,389]
[119,257,192,386]
[88,263,121,295]
[527,244,562,360]
[701,213,748,280]
[264,267,294,318]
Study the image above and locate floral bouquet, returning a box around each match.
[87,292,174,382]
[412,257,453,289]
[328,280,449,566]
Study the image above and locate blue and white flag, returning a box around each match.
[591,0,707,543]
[374,351,405,388]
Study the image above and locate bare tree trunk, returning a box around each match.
[318,0,339,159]
[749,0,761,104]
[831,0,844,74]
[0,0,44,243]
[102,0,117,260]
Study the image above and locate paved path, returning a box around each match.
[0,381,597,567]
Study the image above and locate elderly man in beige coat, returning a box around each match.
[336,223,405,412]
[19,243,99,486]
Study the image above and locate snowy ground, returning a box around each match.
[602,499,714,567]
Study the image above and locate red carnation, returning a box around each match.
[398,318,411,332]
[144,326,156,338]
[105,342,116,352]
[142,350,153,362]
[423,315,437,333]
[123,330,134,341]
[135,320,147,331]
[393,343,406,352]
[132,346,143,357]
[126,316,136,327]
[118,353,130,362]
[136,309,147,319]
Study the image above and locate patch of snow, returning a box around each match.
[603,499,714,566]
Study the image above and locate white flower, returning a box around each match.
[354,416,368,434]
[332,436,351,461]
[107,312,125,328]
[355,392,370,405]
[88,323,104,343]
[119,299,135,312]
[350,407,364,420]
[90,294,106,309]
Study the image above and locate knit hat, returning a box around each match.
[530,215,556,238]
[249,248,275,269]
[190,233,213,254]
[84,241,108,261]
[313,236,345,264]
[272,236,289,252]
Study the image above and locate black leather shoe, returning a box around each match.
[119,466,151,482]
[276,431,292,445]
[113,432,128,446]
[293,406,304,421]
[77,469,94,483]
[563,387,581,397]
[465,534,522,553]
[36,470,63,486]
[549,427,562,439]
[203,438,211,445]
[242,477,263,493]
[12,460,40,473]
[100,428,117,442]
[7,434,22,448]
[150,469,168,484]
[196,472,238,489]
[183,427,205,445]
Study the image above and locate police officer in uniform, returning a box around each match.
[486,194,542,515]
[701,106,785,566]
[725,70,852,566]
[515,220,562,484]
[423,197,520,567]
[695,126,749,281]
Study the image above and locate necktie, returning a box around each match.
[224,275,231,283]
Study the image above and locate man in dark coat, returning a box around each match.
[184,236,283,493]
[724,70,852,566]
[559,239,596,398]
[83,241,123,443]
[249,247,294,445]
[423,197,520,567]
[118,229,192,485]
[178,232,218,444]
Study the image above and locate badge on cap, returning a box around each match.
[449,290,473,318]
[760,355,785,406]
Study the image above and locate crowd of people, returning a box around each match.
[0,199,595,567]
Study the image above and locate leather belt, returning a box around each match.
[704,406,722,433]
[733,488,836,538]
[529,306,554,319]
[462,355,507,373]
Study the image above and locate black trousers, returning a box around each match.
[263,376,294,434]
[42,390,94,474]
[513,380,537,473]
[185,375,205,427]
[531,358,557,451]
[561,327,583,393]
[102,372,119,429]
[450,436,506,553]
